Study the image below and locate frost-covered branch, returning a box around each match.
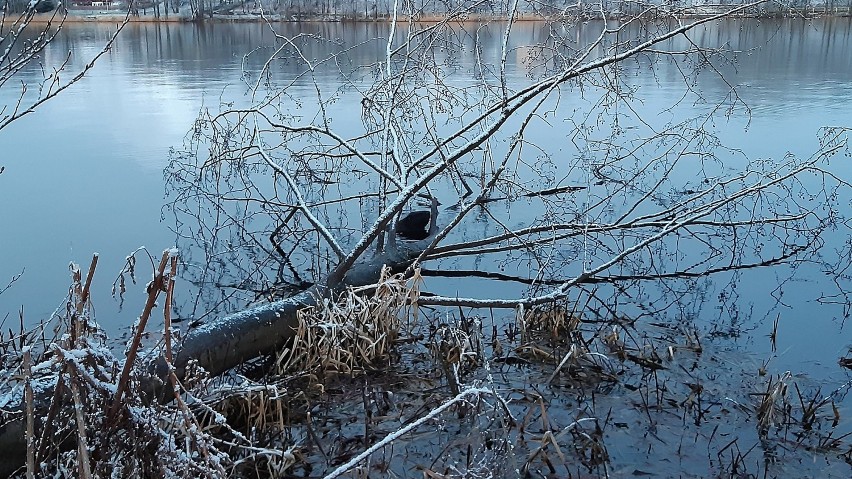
[0,6,130,132]
[163,0,849,329]
[254,131,347,260]
[323,386,492,479]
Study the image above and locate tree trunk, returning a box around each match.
[150,231,429,385]
[0,233,433,475]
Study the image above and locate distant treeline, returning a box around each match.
[200,0,852,19]
[6,0,851,19]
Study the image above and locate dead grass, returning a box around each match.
[274,265,418,378]
[3,258,852,478]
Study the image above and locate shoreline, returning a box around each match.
[26,6,852,24]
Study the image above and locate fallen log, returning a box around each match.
[153,231,431,386]
[0,226,435,477]
[153,201,440,386]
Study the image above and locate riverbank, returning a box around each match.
[4,13,852,477]
[27,5,852,24]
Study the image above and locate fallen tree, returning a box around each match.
[4,0,852,476]
[0,219,435,475]
[153,205,439,389]
[165,1,850,317]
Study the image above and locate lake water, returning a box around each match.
[1,16,851,388]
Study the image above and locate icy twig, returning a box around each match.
[70,377,92,479]
[323,386,491,479]
[108,251,169,424]
[23,347,34,479]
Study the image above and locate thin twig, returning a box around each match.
[108,251,169,424]
[70,377,92,479]
[164,254,178,363]
[323,387,490,479]
[23,347,35,479]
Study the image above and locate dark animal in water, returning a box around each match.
[395,210,432,240]
[393,197,439,241]
[33,0,59,12]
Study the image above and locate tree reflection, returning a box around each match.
[167,3,851,329]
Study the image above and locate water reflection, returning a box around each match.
[0,18,850,358]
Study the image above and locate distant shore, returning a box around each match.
[27,5,852,24]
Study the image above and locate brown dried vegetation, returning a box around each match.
[2,254,852,478]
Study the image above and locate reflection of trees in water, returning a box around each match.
[4,3,852,477]
[165,3,852,330]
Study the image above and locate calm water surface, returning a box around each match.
[1,19,851,380]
